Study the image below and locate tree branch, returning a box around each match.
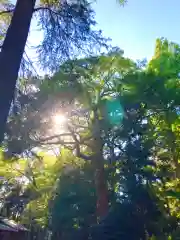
[39,140,75,145]
[78,152,92,161]
[38,133,73,142]
[0,9,14,15]
[11,166,37,189]
[34,6,62,16]
[67,124,92,161]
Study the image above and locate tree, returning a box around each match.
[3,48,136,220]
[0,0,107,144]
[1,40,180,239]
[148,37,180,77]
[50,150,96,240]
[48,63,179,239]
[36,51,135,219]
[0,152,41,225]
[0,147,97,239]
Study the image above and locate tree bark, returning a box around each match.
[0,0,36,143]
[92,152,109,219]
[92,113,109,220]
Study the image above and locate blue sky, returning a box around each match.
[28,0,180,62]
[92,0,180,60]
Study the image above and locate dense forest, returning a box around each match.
[0,1,179,240]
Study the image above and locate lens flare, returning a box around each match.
[53,114,66,125]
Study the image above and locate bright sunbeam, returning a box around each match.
[50,113,68,135]
[53,114,66,125]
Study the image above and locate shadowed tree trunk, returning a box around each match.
[92,111,109,219]
[0,0,36,143]
[93,152,109,219]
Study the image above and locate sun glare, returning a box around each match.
[53,114,66,125]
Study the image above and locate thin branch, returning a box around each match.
[68,124,92,161]
[27,162,38,189]
[39,140,75,145]
[67,124,80,142]
[80,135,92,143]
[72,123,89,129]
[11,167,37,189]
[78,152,92,161]
[24,51,39,76]
[34,6,63,17]
[38,133,73,142]
[0,9,14,15]
[34,7,45,12]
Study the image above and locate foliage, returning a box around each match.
[0,0,110,146]
[0,0,108,74]
[0,0,14,46]
[0,40,180,239]
[148,37,180,77]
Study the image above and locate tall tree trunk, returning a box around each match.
[0,0,36,143]
[92,112,109,219]
[92,152,109,219]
